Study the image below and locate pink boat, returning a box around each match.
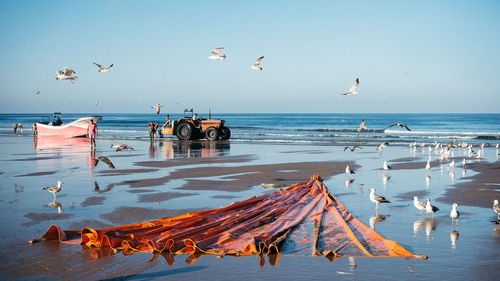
[36,112,102,137]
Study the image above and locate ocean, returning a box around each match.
[1,113,499,145]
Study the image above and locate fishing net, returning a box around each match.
[30,175,426,263]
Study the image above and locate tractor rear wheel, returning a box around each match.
[176,122,193,140]
[219,126,231,140]
[205,127,218,141]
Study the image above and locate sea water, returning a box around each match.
[1,113,499,145]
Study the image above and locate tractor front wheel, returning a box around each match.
[176,123,193,140]
[205,127,218,141]
[219,126,231,140]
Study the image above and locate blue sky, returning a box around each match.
[1,0,499,113]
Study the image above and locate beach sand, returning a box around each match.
[0,136,499,280]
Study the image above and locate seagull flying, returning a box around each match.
[384,122,412,131]
[344,145,363,152]
[341,78,359,96]
[55,67,77,84]
[12,123,23,134]
[35,90,40,95]
[250,56,264,70]
[208,47,226,61]
[357,119,367,132]
[93,156,115,169]
[111,144,134,152]
[42,180,63,198]
[93,62,113,72]
[376,142,389,153]
[152,103,162,115]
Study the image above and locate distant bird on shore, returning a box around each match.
[448,159,455,168]
[208,47,226,61]
[55,67,77,84]
[384,122,412,131]
[152,103,162,115]
[42,181,63,198]
[450,203,459,226]
[341,78,359,96]
[345,165,355,175]
[383,161,392,170]
[425,198,439,217]
[376,142,389,154]
[357,120,367,132]
[12,123,23,134]
[96,101,98,106]
[493,200,500,221]
[93,62,113,72]
[462,158,466,168]
[250,56,264,70]
[111,144,134,152]
[344,145,363,152]
[93,156,115,169]
[426,159,431,170]
[369,188,391,208]
[413,196,426,215]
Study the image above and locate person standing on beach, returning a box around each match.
[153,122,159,140]
[147,122,155,142]
[31,123,37,136]
[87,120,97,147]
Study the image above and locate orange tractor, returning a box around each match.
[161,109,231,141]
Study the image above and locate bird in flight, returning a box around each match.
[341,78,359,96]
[357,119,367,132]
[93,156,115,169]
[344,145,363,152]
[55,67,77,84]
[384,122,411,131]
[250,56,264,70]
[35,90,40,95]
[12,123,23,134]
[152,103,162,115]
[111,143,134,152]
[208,47,226,61]
[93,62,113,72]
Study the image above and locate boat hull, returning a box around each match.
[36,116,102,137]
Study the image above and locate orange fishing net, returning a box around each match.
[30,175,426,263]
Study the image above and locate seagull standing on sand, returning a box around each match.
[426,159,431,170]
[369,188,391,209]
[12,123,23,134]
[425,198,439,217]
[93,62,113,72]
[357,120,367,132]
[345,165,355,175]
[384,122,412,131]
[341,78,359,96]
[493,200,500,221]
[448,159,455,168]
[413,196,427,215]
[42,181,63,198]
[208,47,226,61]
[250,56,264,70]
[152,103,162,115]
[55,67,77,84]
[383,161,392,170]
[450,203,459,226]
[462,158,466,168]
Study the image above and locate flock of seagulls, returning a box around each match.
[208,47,265,71]
[54,62,112,85]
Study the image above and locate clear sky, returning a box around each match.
[1,0,499,114]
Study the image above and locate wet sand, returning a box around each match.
[0,136,499,280]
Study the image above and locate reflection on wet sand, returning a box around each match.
[154,140,231,159]
[44,198,63,214]
[94,181,113,193]
[450,230,459,249]
[413,217,437,240]
[369,213,389,230]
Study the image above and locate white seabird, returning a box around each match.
[369,188,391,209]
[55,67,77,84]
[208,47,226,61]
[384,122,412,131]
[376,142,389,154]
[448,159,455,168]
[345,165,355,175]
[341,78,359,96]
[357,119,367,132]
[93,62,113,72]
[450,203,459,226]
[111,144,134,152]
[425,198,439,217]
[42,180,63,198]
[250,56,264,70]
[152,103,162,115]
[425,159,431,170]
[413,196,426,215]
[383,161,392,170]
[493,199,500,221]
